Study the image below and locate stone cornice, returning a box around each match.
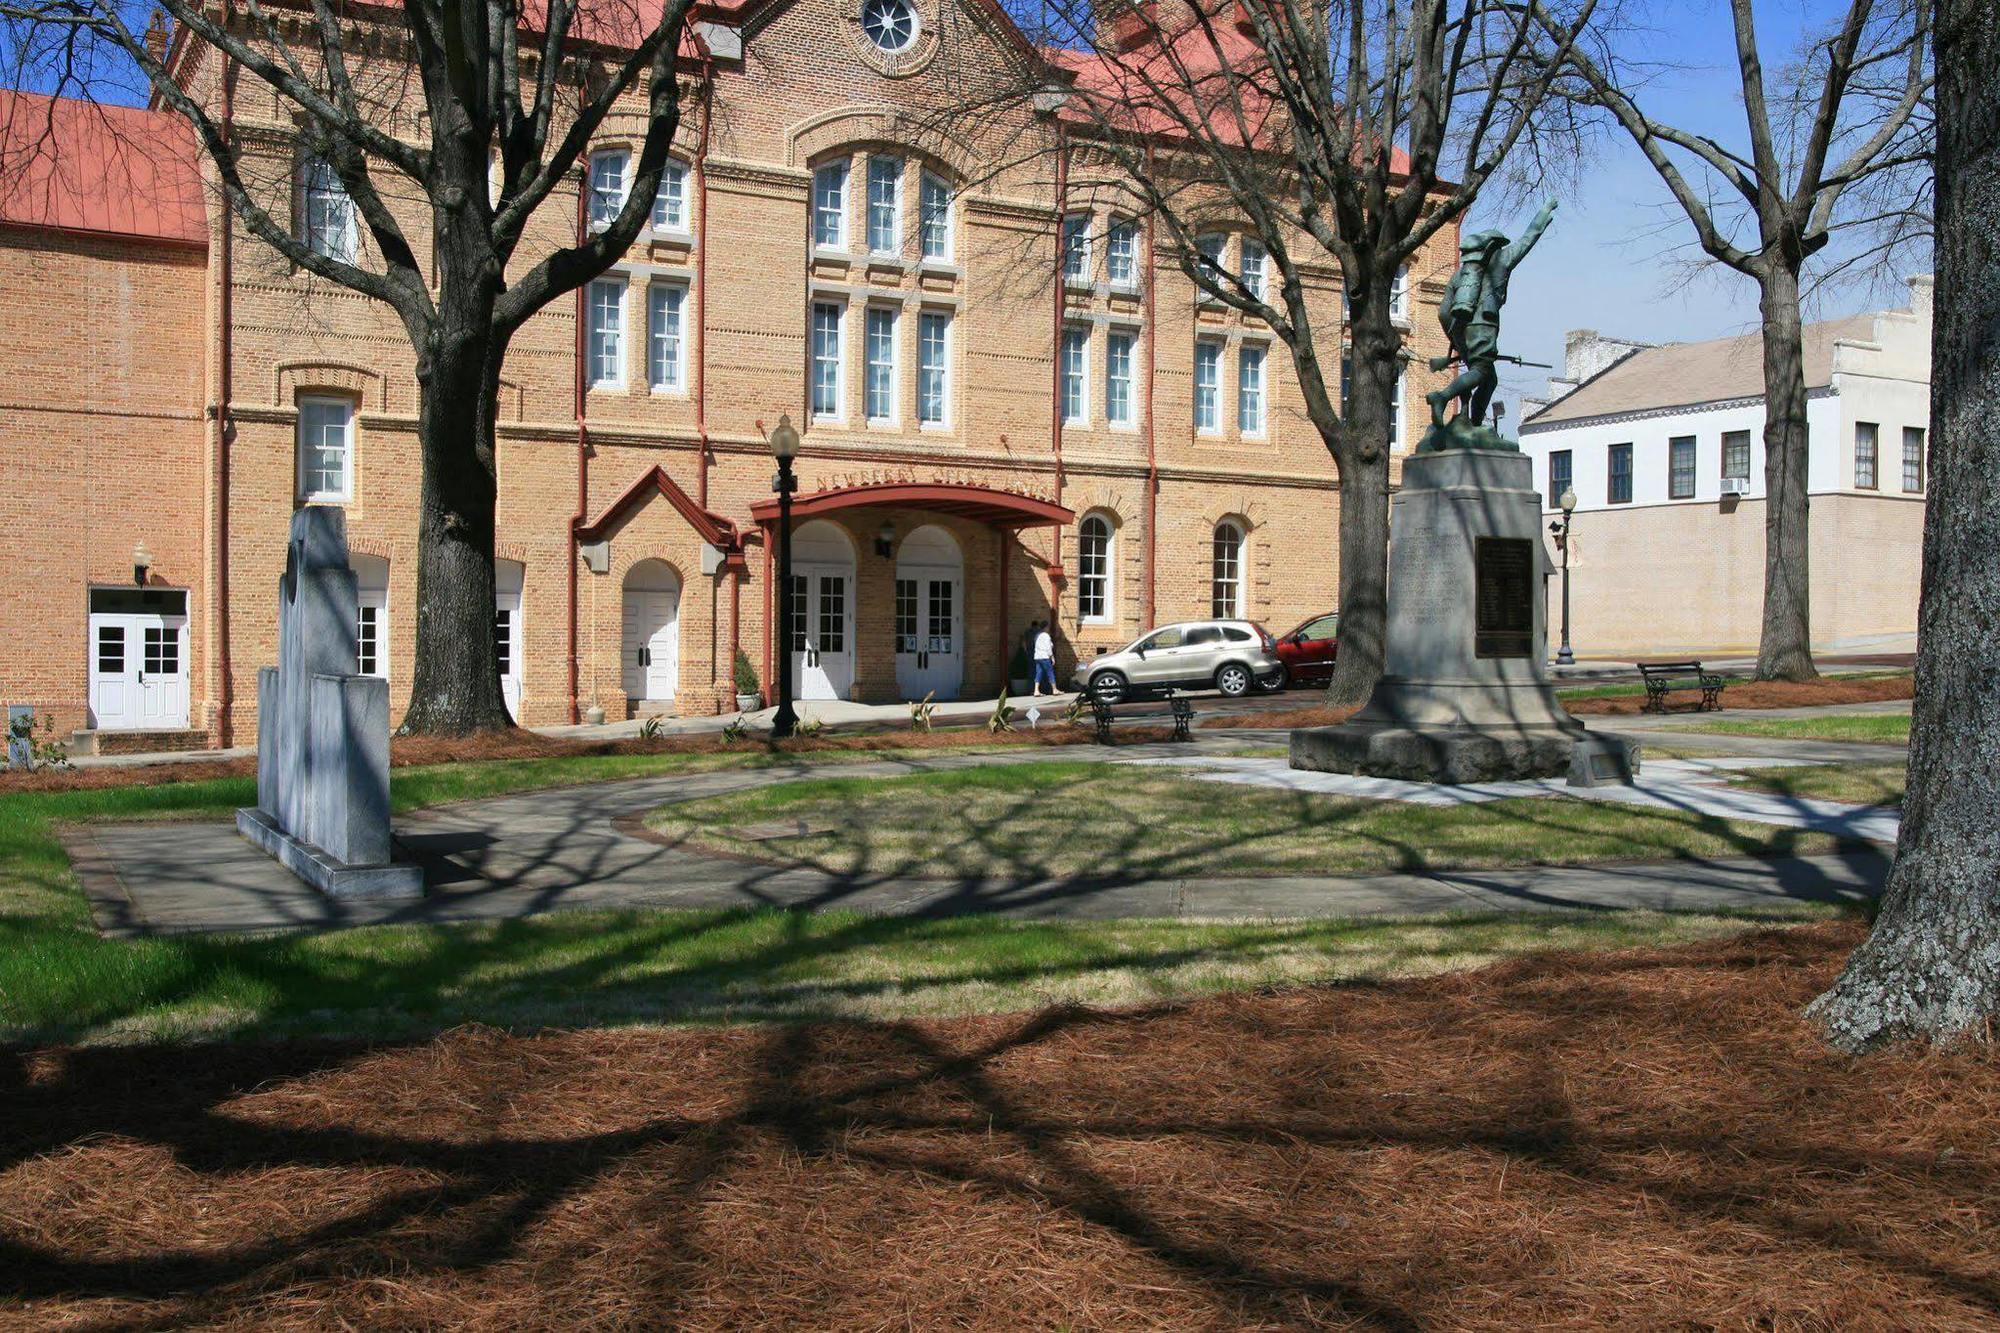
[1519,385,1836,435]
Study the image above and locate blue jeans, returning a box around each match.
[1033,659,1057,692]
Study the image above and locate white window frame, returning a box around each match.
[648,280,688,392]
[1106,219,1138,288]
[587,276,626,388]
[1062,212,1092,286]
[1211,520,1246,619]
[917,309,951,427]
[918,171,953,261]
[1389,363,1405,450]
[297,395,354,503]
[812,160,849,250]
[1106,329,1136,427]
[1390,265,1410,321]
[651,158,690,234]
[1237,342,1268,436]
[588,148,630,232]
[1077,512,1115,625]
[866,155,903,256]
[864,304,899,425]
[1060,325,1090,426]
[811,300,846,422]
[299,156,357,263]
[1194,233,1226,304]
[1239,238,1267,302]
[1193,338,1222,434]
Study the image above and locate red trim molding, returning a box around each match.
[748,481,1074,530]
[578,464,743,553]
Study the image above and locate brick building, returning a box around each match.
[0,0,1459,749]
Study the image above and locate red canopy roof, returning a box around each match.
[0,91,206,246]
[749,481,1073,529]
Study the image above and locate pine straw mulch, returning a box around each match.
[1208,672,1915,732]
[4,920,1996,1329]
[0,725,1129,797]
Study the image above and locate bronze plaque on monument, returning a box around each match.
[1474,537,1534,658]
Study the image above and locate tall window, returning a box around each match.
[810,301,844,419]
[1078,514,1113,623]
[1549,449,1572,508]
[587,149,629,231]
[1389,265,1409,321]
[812,161,848,249]
[356,602,382,677]
[1608,442,1633,503]
[587,277,625,386]
[300,157,356,262]
[1106,331,1135,426]
[1722,430,1751,482]
[297,396,353,502]
[652,159,688,231]
[1211,521,1245,618]
[1903,426,1926,492]
[1669,435,1697,498]
[1239,239,1267,301]
[919,171,952,260]
[1061,326,1089,424]
[1237,343,1267,434]
[1855,421,1879,488]
[1389,364,1405,449]
[648,282,686,390]
[918,311,950,425]
[1062,213,1091,285]
[1193,339,1221,433]
[864,306,897,423]
[866,155,902,254]
[1194,233,1225,302]
[1106,219,1138,287]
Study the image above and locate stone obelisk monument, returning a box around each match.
[1291,200,1636,785]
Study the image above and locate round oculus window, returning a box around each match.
[861,0,918,52]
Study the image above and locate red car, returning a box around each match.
[1271,612,1339,688]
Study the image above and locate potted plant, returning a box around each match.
[1008,645,1031,696]
[733,650,762,712]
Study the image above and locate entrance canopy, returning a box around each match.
[749,481,1073,529]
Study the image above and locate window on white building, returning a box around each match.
[1903,426,1926,493]
[919,171,952,260]
[1723,430,1752,482]
[1062,212,1091,285]
[918,310,950,425]
[652,159,689,232]
[812,160,849,249]
[810,301,844,419]
[864,306,898,422]
[1211,520,1245,618]
[587,277,625,386]
[300,157,356,262]
[1106,330,1135,426]
[1078,513,1114,623]
[588,148,629,231]
[1855,421,1879,488]
[1106,219,1138,287]
[867,155,902,255]
[1061,326,1089,425]
[1549,448,1573,507]
[1193,339,1221,433]
[1669,435,1697,498]
[298,396,353,502]
[1237,343,1267,435]
[648,282,686,391]
[1608,443,1633,504]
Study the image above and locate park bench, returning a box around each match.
[1085,689,1196,743]
[1638,660,1732,713]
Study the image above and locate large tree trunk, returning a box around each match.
[1809,0,2000,1052]
[1326,302,1396,704]
[1754,263,1819,682]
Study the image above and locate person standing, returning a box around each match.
[1032,620,1058,696]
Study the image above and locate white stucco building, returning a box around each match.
[1517,276,1932,657]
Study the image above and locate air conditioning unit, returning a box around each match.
[1720,476,1752,497]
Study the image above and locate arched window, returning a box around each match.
[1210,520,1246,618]
[1078,513,1115,624]
[587,148,629,231]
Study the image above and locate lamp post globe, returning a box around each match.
[769,414,802,739]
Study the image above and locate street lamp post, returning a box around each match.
[1549,486,1577,667]
[769,414,802,739]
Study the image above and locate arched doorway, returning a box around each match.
[894,524,964,700]
[621,559,681,708]
[790,520,855,700]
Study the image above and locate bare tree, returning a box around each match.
[2,0,696,733]
[1557,0,1930,682]
[1809,0,1998,1051]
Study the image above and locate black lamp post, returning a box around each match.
[769,414,802,739]
[1548,485,1577,667]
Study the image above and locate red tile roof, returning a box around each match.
[0,90,207,247]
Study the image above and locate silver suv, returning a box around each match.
[1072,620,1282,704]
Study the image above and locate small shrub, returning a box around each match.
[6,711,71,771]
[733,650,760,696]
[910,691,936,733]
[720,717,749,743]
[987,695,1016,734]
[638,716,664,742]
[795,716,826,738]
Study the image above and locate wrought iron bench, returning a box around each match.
[1085,689,1196,742]
[1637,660,1732,713]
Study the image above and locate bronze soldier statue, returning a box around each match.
[1422,197,1558,445]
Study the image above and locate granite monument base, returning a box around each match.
[235,806,425,899]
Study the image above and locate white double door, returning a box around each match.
[895,569,963,701]
[790,564,854,701]
[621,585,681,704]
[88,595,190,730]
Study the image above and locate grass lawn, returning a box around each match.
[647,759,1863,881]
[1692,712,1911,744]
[1727,761,1907,807]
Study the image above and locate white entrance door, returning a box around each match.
[790,566,853,701]
[87,590,190,730]
[621,561,681,706]
[496,559,524,721]
[895,573,963,700]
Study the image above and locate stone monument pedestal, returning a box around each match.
[1292,449,1636,785]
